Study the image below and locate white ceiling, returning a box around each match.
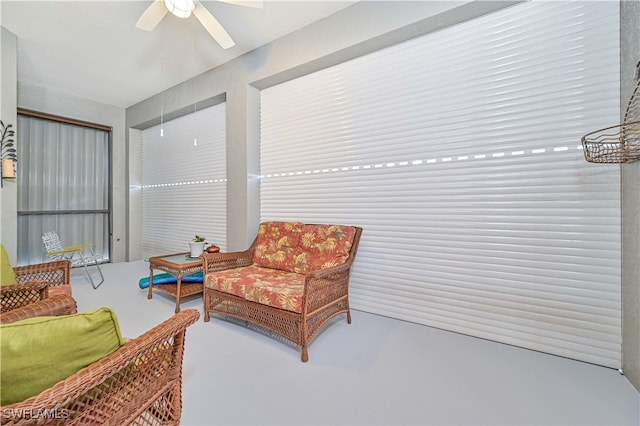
[1,0,357,108]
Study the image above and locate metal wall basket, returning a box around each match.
[582,78,640,164]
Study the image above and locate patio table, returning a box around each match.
[147,252,203,313]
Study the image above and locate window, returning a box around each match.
[17,112,111,265]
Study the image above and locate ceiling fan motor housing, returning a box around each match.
[164,0,195,18]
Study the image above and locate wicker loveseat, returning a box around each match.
[202,221,362,362]
[0,295,199,425]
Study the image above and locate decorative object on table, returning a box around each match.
[1,120,17,187]
[206,245,220,253]
[188,235,206,258]
[582,63,640,164]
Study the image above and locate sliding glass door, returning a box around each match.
[16,112,111,266]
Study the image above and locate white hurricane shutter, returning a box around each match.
[260,1,621,367]
[141,103,227,258]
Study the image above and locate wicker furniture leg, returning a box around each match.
[175,275,183,314]
[203,286,210,322]
[147,262,154,300]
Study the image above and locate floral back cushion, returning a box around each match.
[253,222,304,272]
[293,224,356,275]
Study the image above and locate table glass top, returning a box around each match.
[152,253,202,265]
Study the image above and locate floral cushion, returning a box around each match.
[293,225,356,274]
[204,264,305,313]
[252,222,304,272]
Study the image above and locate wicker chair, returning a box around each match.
[0,295,200,425]
[1,259,71,313]
[202,222,362,362]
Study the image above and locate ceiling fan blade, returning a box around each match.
[193,3,235,49]
[135,0,168,31]
[217,0,263,8]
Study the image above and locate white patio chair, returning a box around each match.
[42,231,105,289]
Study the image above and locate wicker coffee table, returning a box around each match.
[147,252,204,313]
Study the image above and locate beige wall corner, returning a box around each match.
[0,26,18,260]
[621,0,640,393]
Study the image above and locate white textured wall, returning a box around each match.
[621,0,640,393]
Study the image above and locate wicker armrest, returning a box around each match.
[303,263,354,312]
[201,245,255,274]
[305,261,355,281]
[0,294,77,324]
[0,280,48,296]
[14,260,71,287]
[0,281,49,314]
[1,309,200,425]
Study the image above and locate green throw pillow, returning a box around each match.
[0,307,127,405]
[1,244,17,286]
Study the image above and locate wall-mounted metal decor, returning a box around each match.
[582,64,640,164]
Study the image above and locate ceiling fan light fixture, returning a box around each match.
[164,0,195,18]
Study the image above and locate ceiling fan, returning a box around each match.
[136,0,263,49]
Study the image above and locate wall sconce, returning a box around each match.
[1,120,17,187]
[2,159,15,185]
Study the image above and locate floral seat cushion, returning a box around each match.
[204,264,305,313]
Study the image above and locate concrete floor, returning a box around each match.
[70,260,640,425]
